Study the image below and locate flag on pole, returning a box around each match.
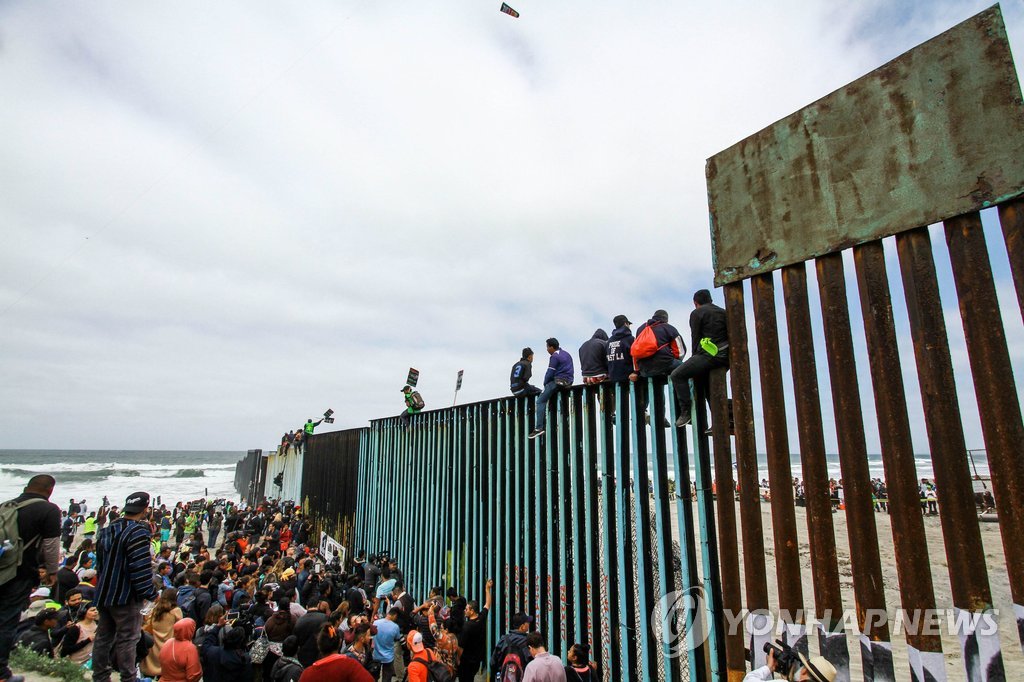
[500,2,520,18]
[456,370,464,392]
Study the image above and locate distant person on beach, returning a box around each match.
[0,474,61,682]
[208,512,223,548]
[93,491,160,682]
[61,513,77,553]
[83,512,97,540]
[528,338,575,440]
[510,348,542,397]
[670,289,729,428]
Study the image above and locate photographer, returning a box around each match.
[746,643,836,681]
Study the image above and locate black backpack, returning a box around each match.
[405,655,452,682]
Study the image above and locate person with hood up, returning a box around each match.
[578,329,609,385]
[158,617,202,682]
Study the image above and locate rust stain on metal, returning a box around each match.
[945,212,1024,618]
[708,369,745,676]
[895,227,997,619]
[780,264,844,629]
[708,6,1024,286]
[723,282,770,612]
[853,240,942,655]
[750,274,804,619]
[814,253,893,647]
[998,198,1024,323]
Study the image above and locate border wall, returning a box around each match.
[233,7,1024,681]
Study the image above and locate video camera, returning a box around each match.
[763,640,801,678]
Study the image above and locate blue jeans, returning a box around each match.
[0,575,35,679]
[534,381,561,431]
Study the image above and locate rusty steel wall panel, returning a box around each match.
[750,274,806,650]
[723,282,771,670]
[853,240,945,678]
[945,212,1024,654]
[998,198,1024,323]
[707,6,1024,286]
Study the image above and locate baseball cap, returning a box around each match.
[406,630,425,653]
[401,386,411,392]
[613,314,631,328]
[511,613,534,629]
[124,492,150,514]
[30,587,50,599]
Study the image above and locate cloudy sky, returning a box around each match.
[1,0,1022,454]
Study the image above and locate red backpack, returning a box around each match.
[630,322,672,360]
[497,651,525,682]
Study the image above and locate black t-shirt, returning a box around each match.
[446,596,467,633]
[458,607,488,665]
[13,493,61,579]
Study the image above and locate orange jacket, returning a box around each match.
[406,649,439,682]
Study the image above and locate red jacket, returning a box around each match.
[298,653,373,682]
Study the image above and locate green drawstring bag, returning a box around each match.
[700,337,719,357]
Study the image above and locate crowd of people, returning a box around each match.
[0,476,601,682]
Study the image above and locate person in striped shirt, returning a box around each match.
[92,491,159,682]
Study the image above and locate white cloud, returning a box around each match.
[0,0,1021,450]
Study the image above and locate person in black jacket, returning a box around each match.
[16,609,58,657]
[578,330,609,384]
[488,612,533,679]
[510,348,542,397]
[53,556,80,605]
[292,601,328,667]
[270,635,304,682]
[670,289,730,427]
[202,624,254,682]
[606,315,634,383]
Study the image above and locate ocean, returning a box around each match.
[0,450,243,508]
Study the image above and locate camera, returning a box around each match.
[764,640,801,677]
